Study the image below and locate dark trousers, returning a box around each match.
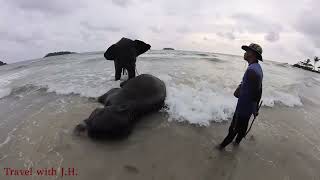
[220,113,250,147]
[114,62,136,81]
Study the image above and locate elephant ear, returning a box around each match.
[104,44,119,60]
[133,40,151,57]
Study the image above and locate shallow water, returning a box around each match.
[1,50,319,126]
[0,51,320,179]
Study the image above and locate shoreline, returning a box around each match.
[292,64,320,74]
[0,90,319,179]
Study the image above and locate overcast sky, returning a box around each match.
[1,0,319,63]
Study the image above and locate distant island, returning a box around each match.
[0,61,7,66]
[163,48,175,50]
[293,56,320,74]
[44,51,76,58]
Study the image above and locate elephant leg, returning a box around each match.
[97,88,120,105]
[127,63,136,79]
[122,68,127,75]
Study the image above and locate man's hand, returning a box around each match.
[253,101,263,118]
[234,84,241,98]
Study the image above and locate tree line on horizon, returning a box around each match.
[294,56,319,72]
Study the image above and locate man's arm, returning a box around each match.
[234,83,242,98]
[247,69,262,115]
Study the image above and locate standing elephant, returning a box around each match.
[104,38,151,81]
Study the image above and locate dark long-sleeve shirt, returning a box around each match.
[235,62,263,118]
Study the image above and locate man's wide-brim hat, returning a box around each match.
[241,43,263,61]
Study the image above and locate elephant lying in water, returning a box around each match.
[74,74,166,139]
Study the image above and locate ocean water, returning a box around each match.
[0,50,320,126]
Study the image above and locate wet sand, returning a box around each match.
[0,90,320,180]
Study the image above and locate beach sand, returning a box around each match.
[0,89,320,180]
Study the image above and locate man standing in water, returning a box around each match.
[218,43,263,150]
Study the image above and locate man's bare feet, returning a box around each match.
[232,141,240,147]
[215,144,225,151]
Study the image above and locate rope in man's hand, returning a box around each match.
[245,100,263,137]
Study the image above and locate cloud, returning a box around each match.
[7,0,83,15]
[149,26,162,34]
[295,1,320,48]
[81,22,121,32]
[264,32,280,42]
[216,32,236,40]
[0,27,45,44]
[0,0,319,63]
[300,46,315,58]
[176,26,191,34]
[112,0,131,7]
[231,13,283,34]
